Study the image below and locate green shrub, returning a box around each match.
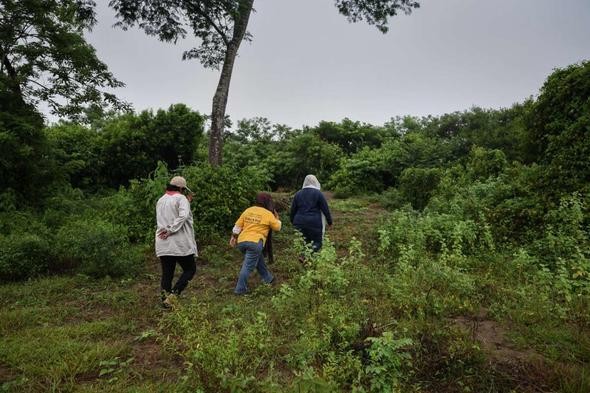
[365,332,413,392]
[55,218,142,277]
[530,193,589,270]
[116,161,269,244]
[182,164,268,237]
[378,207,494,261]
[466,146,507,180]
[0,232,51,281]
[398,167,443,210]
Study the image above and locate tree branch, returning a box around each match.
[26,77,51,91]
[189,4,230,46]
[2,55,25,101]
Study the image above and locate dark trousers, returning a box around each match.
[160,254,196,296]
[294,225,323,252]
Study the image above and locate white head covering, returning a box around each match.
[302,174,321,190]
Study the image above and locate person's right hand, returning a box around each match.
[229,236,237,248]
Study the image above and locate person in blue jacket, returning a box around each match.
[290,174,333,253]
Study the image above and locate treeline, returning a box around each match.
[0,61,589,282]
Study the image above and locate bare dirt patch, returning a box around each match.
[454,310,541,365]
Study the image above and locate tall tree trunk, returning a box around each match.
[209,0,254,166]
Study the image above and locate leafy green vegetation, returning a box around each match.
[1,10,589,389]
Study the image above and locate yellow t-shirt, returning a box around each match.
[234,206,282,245]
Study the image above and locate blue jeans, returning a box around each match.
[235,241,274,294]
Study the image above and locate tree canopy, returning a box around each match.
[0,0,128,121]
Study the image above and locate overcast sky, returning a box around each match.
[86,0,590,129]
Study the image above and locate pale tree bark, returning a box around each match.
[209,0,254,166]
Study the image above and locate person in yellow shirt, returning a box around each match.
[230,192,281,295]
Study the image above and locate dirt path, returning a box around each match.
[327,199,388,257]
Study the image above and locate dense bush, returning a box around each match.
[182,164,268,237]
[0,232,52,281]
[330,132,454,196]
[266,132,343,190]
[0,88,62,206]
[54,218,143,278]
[45,104,205,190]
[46,123,103,190]
[313,118,386,154]
[111,161,269,243]
[163,239,417,392]
[528,61,590,195]
[529,193,590,278]
[0,210,55,280]
[397,167,443,210]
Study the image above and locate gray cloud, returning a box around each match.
[85,0,590,128]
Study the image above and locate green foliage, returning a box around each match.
[422,105,531,162]
[0,0,127,120]
[335,0,420,33]
[331,132,453,196]
[54,218,142,278]
[116,161,268,243]
[330,146,395,196]
[314,118,385,155]
[46,104,205,189]
[528,61,590,195]
[398,167,443,210]
[0,88,62,206]
[530,193,590,272]
[269,132,343,190]
[426,163,546,244]
[0,209,56,281]
[163,304,275,391]
[378,207,494,261]
[365,332,413,392]
[99,104,205,187]
[45,123,103,190]
[466,146,507,180]
[0,232,51,281]
[182,164,268,237]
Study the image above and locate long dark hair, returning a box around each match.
[166,184,182,192]
[256,192,275,212]
[255,192,276,264]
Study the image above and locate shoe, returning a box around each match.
[163,293,178,309]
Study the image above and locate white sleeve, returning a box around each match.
[167,197,190,233]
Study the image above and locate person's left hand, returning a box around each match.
[158,230,169,240]
[229,236,237,248]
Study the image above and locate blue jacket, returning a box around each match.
[290,188,332,235]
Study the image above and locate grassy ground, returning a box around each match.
[1,196,588,392]
[0,196,386,392]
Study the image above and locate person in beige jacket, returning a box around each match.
[155,176,198,308]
